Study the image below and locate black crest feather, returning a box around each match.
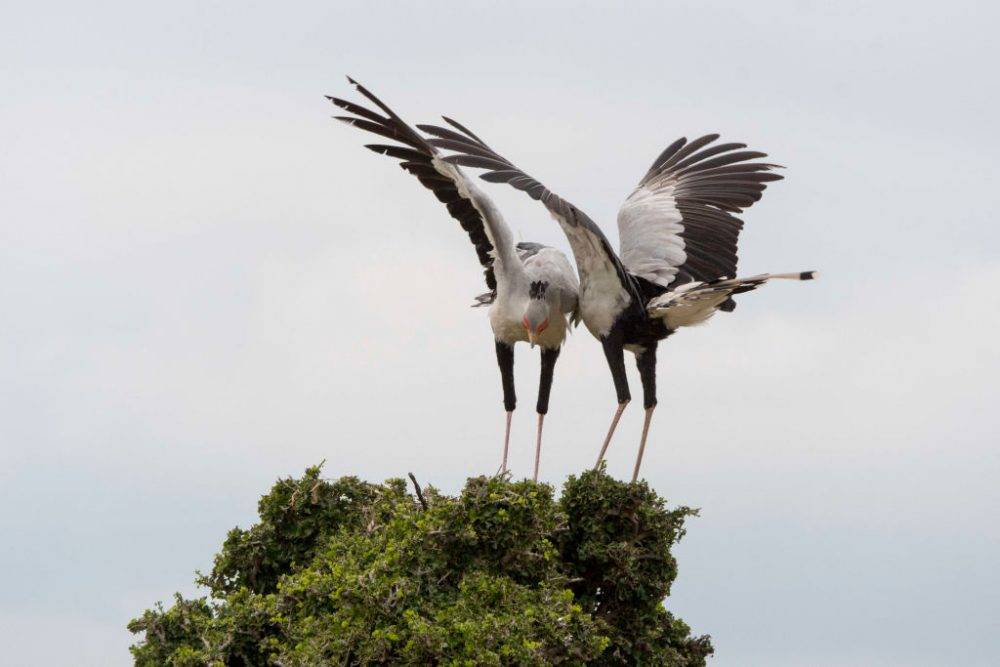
[529,281,549,300]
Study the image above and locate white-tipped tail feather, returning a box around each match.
[647,271,817,328]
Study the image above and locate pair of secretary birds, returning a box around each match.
[330,78,815,483]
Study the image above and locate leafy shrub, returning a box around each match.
[128,465,711,665]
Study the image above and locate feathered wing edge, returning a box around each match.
[420,117,643,311]
[328,77,519,295]
[619,134,785,289]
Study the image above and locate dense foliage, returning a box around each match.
[129,465,712,665]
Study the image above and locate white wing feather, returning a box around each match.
[618,185,686,287]
[617,135,783,289]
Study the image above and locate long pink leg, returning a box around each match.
[594,401,629,469]
[631,406,656,482]
[532,413,545,481]
[499,411,513,474]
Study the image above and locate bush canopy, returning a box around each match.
[129,465,712,665]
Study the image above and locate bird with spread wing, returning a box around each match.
[329,80,579,480]
[423,117,815,481]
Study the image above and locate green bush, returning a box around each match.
[128,465,712,665]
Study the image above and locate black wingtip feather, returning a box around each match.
[331,81,499,293]
[442,116,491,148]
[647,136,688,175]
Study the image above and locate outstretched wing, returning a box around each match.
[421,118,641,311]
[617,135,784,288]
[647,271,816,328]
[328,78,521,291]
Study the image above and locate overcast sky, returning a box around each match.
[2,1,999,665]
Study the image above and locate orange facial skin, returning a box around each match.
[523,317,549,334]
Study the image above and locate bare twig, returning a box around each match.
[408,472,428,510]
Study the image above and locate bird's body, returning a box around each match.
[425,119,814,481]
[330,80,578,479]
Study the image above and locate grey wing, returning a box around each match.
[329,79,524,292]
[419,118,640,309]
[617,135,784,288]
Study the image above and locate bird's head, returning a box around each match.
[523,281,551,348]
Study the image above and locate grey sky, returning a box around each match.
[2,1,998,664]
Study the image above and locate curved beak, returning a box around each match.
[527,331,537,348]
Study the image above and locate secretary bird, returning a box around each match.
[424,119,815,481]
[329,80,579,480]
